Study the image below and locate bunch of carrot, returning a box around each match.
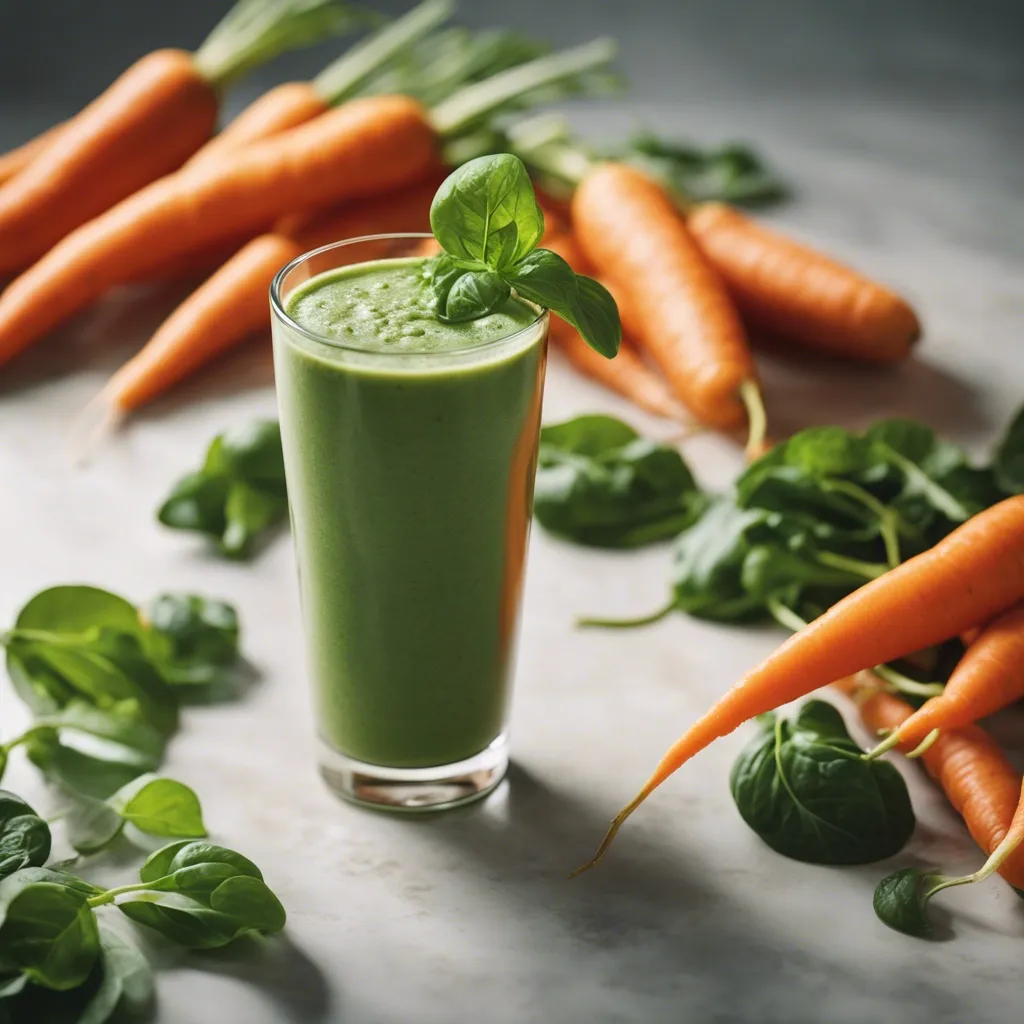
[577,494,1024,922]
[514,129,922,455]
[0,0,629,441]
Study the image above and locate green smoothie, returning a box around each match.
[274,256,547,769]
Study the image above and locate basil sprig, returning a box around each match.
[427,153,621,357]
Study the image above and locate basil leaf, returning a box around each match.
[535,415,704,548]
[0,793,50,883]
[108,776,206,840]
[730,700,915,864]
[993,403,1024,495]
[441,269,511,322]
[873,868,934,938]
[0,871,99,991]
[505,248,579,310]
[429,153,544,270]
[560,275,621,358]
[428,252,467,311]
[144,593,240,686]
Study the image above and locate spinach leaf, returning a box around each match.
[114,841,286,949]
[427,154,621,357]
[144,593,240,686]
[993,403,1024,495]
[612,132,787,207]
[66,776,206,855]
[729,699,915,865]
[873,868,934,938]
[158,419,287,560]
[0,870,99,991]
[669,499,769,620]
[534,415,704,548]
[0,793,50,882]
[866,420,976,527]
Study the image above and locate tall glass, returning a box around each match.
[270,235,548,811]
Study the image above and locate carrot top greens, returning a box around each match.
[426,154,621,358]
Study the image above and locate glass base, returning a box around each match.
[318,733,508,812]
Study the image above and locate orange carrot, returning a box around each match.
[543,232,685,420]
[0,1,361,274]
[867,603,1024,755]
[688,202,921,364]
[187,82,328,170]
[97,174,445,415]
[0,120,70,187]
[577,495,1024,871]
[836,673,1024,888]
[0,95,438,368]
[572,163,765,449]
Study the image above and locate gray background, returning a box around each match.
[1,2,1023,1024]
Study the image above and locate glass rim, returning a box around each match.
[270,232,548,358]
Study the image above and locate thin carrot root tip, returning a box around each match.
[570,794,647,877]
[67,392,125,467]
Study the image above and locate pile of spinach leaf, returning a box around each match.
[0,584,284,1020]
[158,419,288,560]
[1,585,241,809]
[560,406,1023,628]
[0,793,284,1023]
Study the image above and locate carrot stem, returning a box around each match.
[194,0,375,89]
[906,728,941,759]
[576,599,676,630]
[820,479,902,568]
[738,379,767,461]
[926,827,1024,899]
[313,0,453,104]
[872,664,945,698]
[815,550,888,580]
[431,38,617,137]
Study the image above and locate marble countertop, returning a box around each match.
[2,2,1023,1021]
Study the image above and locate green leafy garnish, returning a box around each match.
[427,154,621,357]
[158,419,288,560]
[534,415,705,548]
[729,700,916,865]
[993,403,1024,495]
